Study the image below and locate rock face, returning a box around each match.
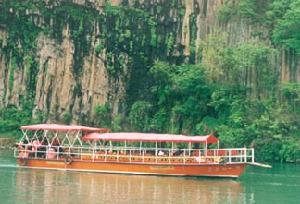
[33,26,111,123]
[0,0,299,123]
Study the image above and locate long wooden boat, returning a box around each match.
[14,124,256,178]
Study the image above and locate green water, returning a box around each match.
[0,150,299,204]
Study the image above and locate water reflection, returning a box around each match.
[15,169,245,204]
[2,149,299,204]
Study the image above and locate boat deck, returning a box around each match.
[15,145,254,165]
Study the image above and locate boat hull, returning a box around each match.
[17,158,246,178]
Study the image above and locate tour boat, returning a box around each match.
[14,124,257,178]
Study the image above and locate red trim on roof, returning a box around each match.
[82,132,219,144]
[21,124,110,133]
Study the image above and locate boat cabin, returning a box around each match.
[15,124,254,165]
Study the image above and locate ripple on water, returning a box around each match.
[1,150,300,204]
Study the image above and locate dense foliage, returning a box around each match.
[0,0,299,162]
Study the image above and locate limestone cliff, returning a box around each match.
[0,0,299,124]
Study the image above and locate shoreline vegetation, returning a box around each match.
[0,132,18,149]
[0,139,16,150]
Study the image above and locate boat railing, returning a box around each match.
[14,144,255,165]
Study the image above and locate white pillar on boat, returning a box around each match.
[92,145,95,162]
[140,141,142,155]
[124,140,127,155]
[109,140,113,152]
[155,141,158,156]
[244,147,247,162]
[217,141,219,149]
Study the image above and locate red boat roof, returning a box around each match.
[21,124,110,133]
[82,132,219,144]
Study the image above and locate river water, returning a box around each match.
[0,150,299,204]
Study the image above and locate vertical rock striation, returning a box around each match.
[0,0,299,123]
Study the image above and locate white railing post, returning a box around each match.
[244,148,247,162]
[155,142,158,159]
[168,149,171,164]
[142,150,145,163]
[139,141,142,155]
[57,148,59,160]
[199,150,201,164]
[252,148,255,163]
[92,147,95,162]
[117,150,119,162]
[183,149,186,164]
[229,149,232,163]
[240,149,243,162]
[68,146,71,158]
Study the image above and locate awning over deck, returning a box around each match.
[21,124,110,133]
[82,132,219,144]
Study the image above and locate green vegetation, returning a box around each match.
[61,113,72,124]
[0,104,38,138]
[125,58,299,162]
[272,0,300,53]
[218,0,300,53]
[93,104,111,128]
[0,0,299,162]
[129,101,152,132]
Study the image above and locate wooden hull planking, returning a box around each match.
[17,158,246,178]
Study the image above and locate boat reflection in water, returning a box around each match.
[15,169,245,204]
